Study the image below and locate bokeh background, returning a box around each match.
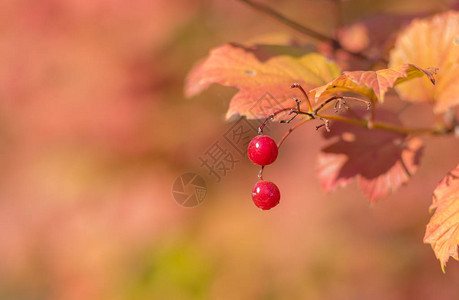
[0,0,458,299]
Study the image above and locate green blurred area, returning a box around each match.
[122,241,214,300]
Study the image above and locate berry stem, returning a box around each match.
[258,166,264,180]
[277,117,312,149]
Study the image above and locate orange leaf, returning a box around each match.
[389,11,459,114]
[185,43,341,119]
[317,109,423,203]
[424,164,459,272]
[309,64,435,104]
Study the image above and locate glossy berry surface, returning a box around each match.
[251,180,280,210]
[247,135,278,166]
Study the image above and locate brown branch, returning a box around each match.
[236,0,333,43]
[235,0,372,61]
[316,114,450,136]
[257,92,451,153]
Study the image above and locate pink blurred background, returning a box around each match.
[0,0,458,299]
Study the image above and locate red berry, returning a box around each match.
[252,180,280,210]
[248,135,278,166]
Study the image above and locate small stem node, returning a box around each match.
[258,166,264,180]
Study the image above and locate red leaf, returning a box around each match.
[185,43,341,119]
[424,164,459,272]
[317,109,423,203]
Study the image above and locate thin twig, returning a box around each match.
[313,96,342,114]
[291,83,313,112]
[277,117,312,149]
[312,95,369,120]
[258,107,294,134]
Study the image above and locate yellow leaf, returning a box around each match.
[424,164,459,272]
[389,11,459,114]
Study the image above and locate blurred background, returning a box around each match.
[0,0,458,299]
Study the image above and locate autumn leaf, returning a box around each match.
[185,43,341,119]
[317,109,423,203]
[424,164,459,272]
[308,64,436,104]
[389,11,459,114]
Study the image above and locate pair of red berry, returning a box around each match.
[247,135,281,210]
